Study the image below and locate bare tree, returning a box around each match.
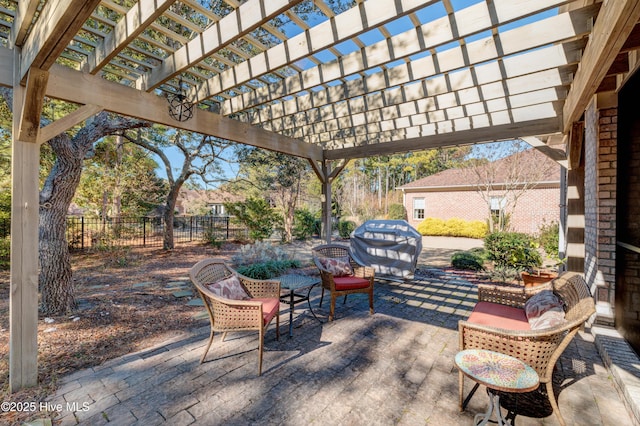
[124,129,234,249]
[466,141,558,233]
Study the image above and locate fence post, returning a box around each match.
[81,216,84,250]
[189,216,193,242]
[143,217,146,247]
[226,216,230,239]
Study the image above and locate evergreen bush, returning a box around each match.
[0,237,9,270]
[538,220,560,260]
[236,259,301,280]
[292,208,317,240]
[337,220,356,238]
[387,203,407,220]
[224,197,278,241]
[451,248,487,271]
[484,231,542,270]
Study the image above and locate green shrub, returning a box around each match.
[0,237,9,270]
[293,208,317,240]
[387,203,407,220]
[236,259,301,280]
[484,231,542,270]
[337,220,356,238]
[224,197,278,241]
[451,249,487,271]
[313,219,322,236]
[203,227,223,249]
[538,220,560,259]
[417,217,488,239]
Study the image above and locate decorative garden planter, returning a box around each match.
[520,271,557,287]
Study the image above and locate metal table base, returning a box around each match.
[277,274,322,338]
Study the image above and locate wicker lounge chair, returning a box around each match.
[189,258,280,375]
[312,244,375,321]
[458,272,595,425]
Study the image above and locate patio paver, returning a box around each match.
[46,270,634,425]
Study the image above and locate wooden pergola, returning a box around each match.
[1,0,639,392]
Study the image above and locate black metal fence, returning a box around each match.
[0,215,249,251]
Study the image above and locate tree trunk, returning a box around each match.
[112,135,123,237]
[37,113,150,315]
[163,186,181,250]
[39,137,84,314]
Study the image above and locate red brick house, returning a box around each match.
[398,149,561,235]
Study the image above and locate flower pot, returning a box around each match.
[520,271,557,287]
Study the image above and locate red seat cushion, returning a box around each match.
[333,276,370,291]
[467,301,531,331]
[252,297,279,325]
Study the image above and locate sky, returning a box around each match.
[155,0,559,186]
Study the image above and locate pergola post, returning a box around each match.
[566,122,586,273]
[321,161,332,243]
[10,47,40,392]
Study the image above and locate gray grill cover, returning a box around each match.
[350,220,423,279]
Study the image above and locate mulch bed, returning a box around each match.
[0,242,234,425]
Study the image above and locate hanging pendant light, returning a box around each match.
[167,78,194,122]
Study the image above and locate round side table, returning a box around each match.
[455,349,539,426]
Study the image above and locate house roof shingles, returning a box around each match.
[399,149,561,190]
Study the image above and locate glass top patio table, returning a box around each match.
[455,349,539,425]
[277,274,321,338]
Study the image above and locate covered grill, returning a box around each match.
[350,220,423,279]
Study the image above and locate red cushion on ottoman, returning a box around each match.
[333,276,370,290]
[253,297,280,325]
[467,301,531,331]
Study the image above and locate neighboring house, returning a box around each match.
[398,149,561,235]
[175,189,244,216]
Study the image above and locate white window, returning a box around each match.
[413,198,425,220]
[490,196,506,223]
[211,204,225,216]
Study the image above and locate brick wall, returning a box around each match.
[404,185,560,235]
[585,102,599,293]
[598,107,618,306]
[584,104,617,321]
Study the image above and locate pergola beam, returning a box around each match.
[42,63,323,161]
[562,0,640,132]
[19,0,103,80]
[324,117,560,160]
[320,101,562,148]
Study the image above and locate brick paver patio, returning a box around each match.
[48,268,632,425]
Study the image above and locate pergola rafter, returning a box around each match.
[189,0,438,102]
[223,0,588,117]
[250,47,580,142]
